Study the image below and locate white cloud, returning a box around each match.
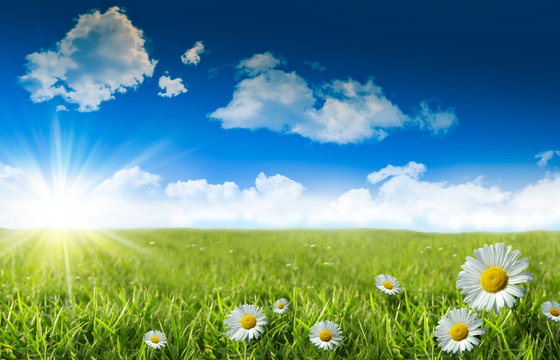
[535,150,560,168]
[94,166,160,196]
[166,179,240,202]
[367,161,426,184]
[19,6,157,112]
[322,163,513,230]
[236,52,285,76]
[56,105,69,112]
[158,75,187,97]
[304,60,326,72]
[415,100,458,134]
[0,161,22,179]
[210,52,457,144]
[181,41,205,65]
[166,172,305,202]
[165,172,307,227]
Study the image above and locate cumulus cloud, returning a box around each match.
[210,52,457,144]
[304,60,326,72]
[94,166,160,196]
[19,6,157,112]
[166,179,240,202]
[322,163,513,230]
[415,100,458,134]
[181,41,205,65]
[56,105,69,112]
[535,150,560,168]
[166,172,305,202]
[158,75,187,97]
[236,52,285,76]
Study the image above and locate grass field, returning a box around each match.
[0,229,559,359]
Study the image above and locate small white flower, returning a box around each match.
[456,243,533,314]
[434,308,485,355]
[273,298,290,315]
[542,301,560,322]
[224,304,267,343]
[309,320,343,351]
[375,274,401,295]
[144,330,167,349]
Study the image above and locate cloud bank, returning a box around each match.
[210,52,458,144]
[19,6,157,112]
[0,161,559,231]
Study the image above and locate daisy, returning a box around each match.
[273,298,290,315]
[542,301,560,322]
[434,308,485,355]
[144,330,167,349]
[375,274,401,295]
[224,304,267,343]
[309,320,343,351]
[456,243,533,314]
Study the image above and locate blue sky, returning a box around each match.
[0,0,559,230]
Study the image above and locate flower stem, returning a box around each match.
[512,308,525,337]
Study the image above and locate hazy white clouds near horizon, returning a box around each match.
[0,160,559,231]
[536,150,560,168]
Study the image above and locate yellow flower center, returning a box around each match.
[241,314,257,329]
[480,267,508,293]
[150,336,160,344]
[319,329,332,342]
[277,303,284,309]
[449,323,469,341]
[383,281,393,290]
[550,308,560,317]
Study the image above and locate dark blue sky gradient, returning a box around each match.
[1,0,559,192]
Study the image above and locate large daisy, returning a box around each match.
[273,298,290,315]
[434,308,485,355]
[224,304,268,343]
[144,330,167,349]
[542,301,560,322]
[309,320,343,351]
[375,274,401,295]
[456,243,533,314]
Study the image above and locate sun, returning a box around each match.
[20,165,94,229]
[36,190,85,229]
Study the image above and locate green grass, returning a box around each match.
[0,229,559,359]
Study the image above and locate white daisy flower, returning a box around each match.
[434,308,485,355]
[144,330,167,349]
[456,243,533,314]
[542,301,560,322]
[309,320,343,351]
[224,304,267,343]
[375,274,401,295]
[273,298,290,315]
